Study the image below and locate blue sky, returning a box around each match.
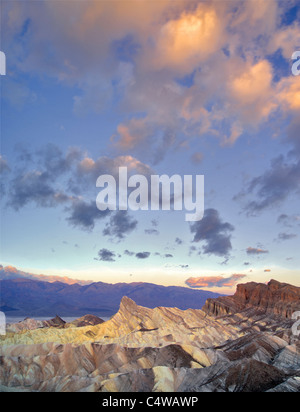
[1,0,300,294]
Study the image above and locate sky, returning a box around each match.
[0,0,300,295]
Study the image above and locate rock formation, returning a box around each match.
[0,279,299,392]
[6,314,104,333]
[203,279,300,318]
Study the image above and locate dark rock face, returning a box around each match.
[203,279,300,319]
[43,315,66,328]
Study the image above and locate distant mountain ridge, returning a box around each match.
[0,265,92,286]
[0,277,222,317]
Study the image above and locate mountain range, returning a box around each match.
[0,276,221,317]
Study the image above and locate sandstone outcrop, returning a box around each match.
[203,279,300,318]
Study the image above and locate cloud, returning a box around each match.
[144,229,159,236]
[277,214,300,228]
[6,145,81,210]
[185,274,246,289]
[277,76,300,112]
[135,251,151,259]
[268,24,300,60]
[4,0,299,163]
[237,113,300,215]
[175,237,183,245]
[112,118,179,164]
[148,4,223,73]
[66,199,110,231]
[0,155,10,196]
[124,249,152,259]
[37,144,81,178]
[190,208,234,257]
[243,155,300,215]
[4,145,151,237]
[276,232,297,242]
[77,154,153,182]
[246,247,269,255]
[228,60,277,125]
[96,248,117,262]
[7,170,69,210]
[124,249,135,257]
[0,155,10,174]
[103,211,138,240]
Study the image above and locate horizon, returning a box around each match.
[1,1,300,297]
[1,262,299,297]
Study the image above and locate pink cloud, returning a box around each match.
[185,274,246,289]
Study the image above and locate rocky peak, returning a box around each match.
[43,315,66,328]
[119,296,138,312]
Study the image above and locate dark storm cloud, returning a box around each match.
[6,145,81,210]
[190,209,235,257]
[96,248,117,262]
[7,170,63,210]
[103,211,138,240]
[67,199,110,230]
[135,251,151,259]
[239,117,300,216]
[244,155,300,215]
